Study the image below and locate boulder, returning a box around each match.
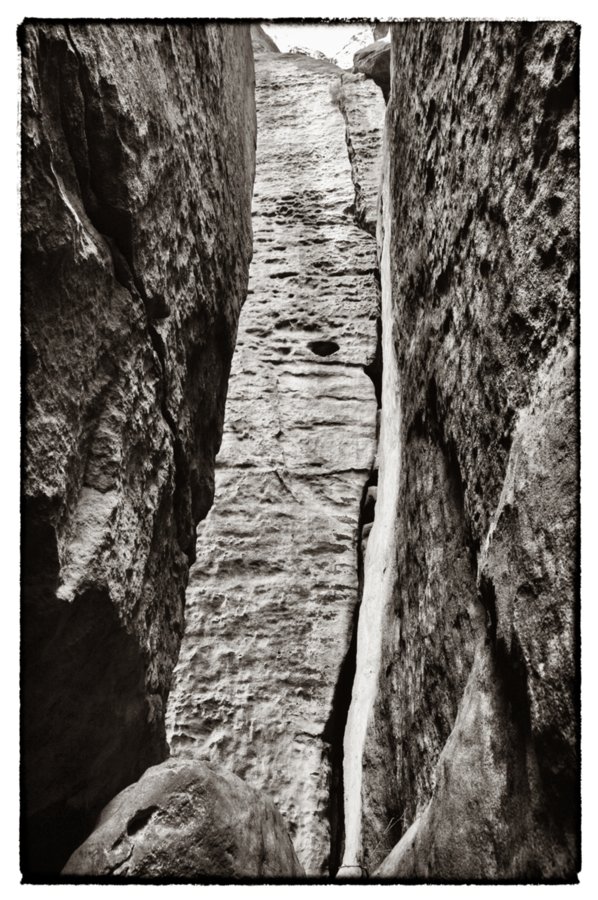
[63,758,303,878]
[352,41,391,100]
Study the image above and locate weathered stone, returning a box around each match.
[22,17,579,884]
[336,74,386,234]
[371,23,389,41]
[21,22,256,874]
[375,338,578,881]
[352,41,391,100]
[166,51,380,876]
[63,758,303,878]
[251,24,279,54]
[343,20,579,879]
[288,45,330,61]
[341,134,405,873]
[335,27,383,70]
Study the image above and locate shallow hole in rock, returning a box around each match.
[307,340,340,357]
[126,805,160,836]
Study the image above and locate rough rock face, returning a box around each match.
[251,24,279,54]
[335,28,382,70]
[166,50,382,876]
[371,23,390,41]
[63,759,303,878]
[343,21,579,879]
[336,74,386,235]
[352,41,391,101]
[21,22,256,874]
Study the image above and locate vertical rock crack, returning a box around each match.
[325,83,384,878]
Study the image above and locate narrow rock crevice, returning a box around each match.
[166,49,380,875]
[322,602,358,876]
[324,448,380,877]
[324,87,384,877]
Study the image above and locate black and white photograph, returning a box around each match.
[15,1,588,888]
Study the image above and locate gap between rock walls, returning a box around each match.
[22,20,579,882]
[324,84,384,877]
[162,46,385,879]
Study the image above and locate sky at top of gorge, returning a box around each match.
[262,22,388,69]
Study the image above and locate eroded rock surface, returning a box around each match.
[336,74,386,235]
[335,28,385,70]
[352,41,391,101]
[251,24,280,55]
[343,21,579,879]
[372,23,390,41]
[376,342,577,880]
[63,758,303,878]
[21,22,256,874]
[166,49,380,876]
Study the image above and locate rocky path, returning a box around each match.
[166,51,383,875]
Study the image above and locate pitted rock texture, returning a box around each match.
[21,22,255,875]
[345,21,579,878]
[166,50,380,876]
[63,758,303,878]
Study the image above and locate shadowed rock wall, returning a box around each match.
[21,21,256,875]
[343,20,579,880]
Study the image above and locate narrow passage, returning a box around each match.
[167,47,383,876]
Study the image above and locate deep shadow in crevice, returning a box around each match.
[322,456,378,877]
[322,601,360,877]
[21,581,164,878]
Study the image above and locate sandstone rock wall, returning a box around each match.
[337,74,386,235]
[166,51,382,876]
[21,22,256,875]
[22,18,579,883]
[343,21,579,879]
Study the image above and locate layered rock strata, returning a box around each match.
[342,21,579,879]
[21,22,256,875]
[63,759,303,878]
[166,50,382,875]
